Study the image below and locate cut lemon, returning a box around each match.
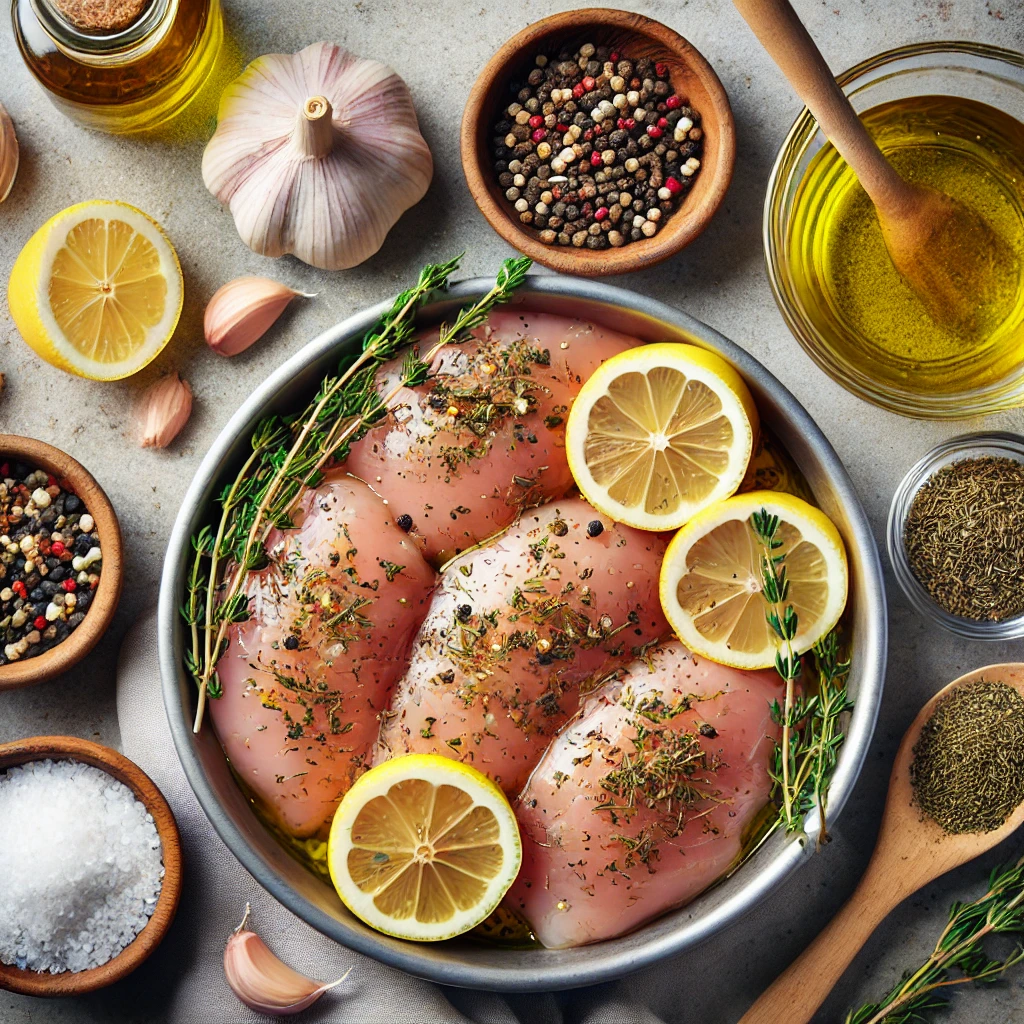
[566,343,758,531]
[328,754,522,942]
[659,491,848,669]
[8,200,183,380]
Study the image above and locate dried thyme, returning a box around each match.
[904,455,1024,622]
[911,679,1024,835]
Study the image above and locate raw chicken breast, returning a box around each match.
[506,642,780,948]
[345,311,635,562]
[376,498,668,796]
[211,472,436,837]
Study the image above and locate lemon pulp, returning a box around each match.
[585,366,735,517]
[678,516,831,656]
[49,218,168,364]
[347,778,504,926]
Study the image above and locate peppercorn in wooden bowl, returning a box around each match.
[0,735,182,996]
[461,9,735,276]
[0,435,123,690]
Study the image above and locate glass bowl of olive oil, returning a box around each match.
[765,43,1024,418]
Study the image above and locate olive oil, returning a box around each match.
[788,96,1024,397]
[13,0,224,133]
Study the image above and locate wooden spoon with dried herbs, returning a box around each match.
[739,662,1024,1024]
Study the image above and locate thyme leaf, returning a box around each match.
[181,255,532,732]
[845,855,1024,1024]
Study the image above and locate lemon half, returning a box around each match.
[659,490,848,669]
[8,200,183,380]
[328,754,522,942]
[566,343,758,531]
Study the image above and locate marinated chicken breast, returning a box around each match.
[345,311,634,562]
[506,642,780,948]
[211,473,436,837]
[375,497,668,796]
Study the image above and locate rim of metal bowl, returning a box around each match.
[159,275,887,991]
[763,40,1024,419]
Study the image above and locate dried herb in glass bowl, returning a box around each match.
[903,454,1024,622]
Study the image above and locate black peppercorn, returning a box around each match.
[587,520,604,537]
[396,514,413,532]
[284,636,299,650]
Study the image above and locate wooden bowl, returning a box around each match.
[0,736,182,997]
[461,9,736,276]
[0,435,123,691]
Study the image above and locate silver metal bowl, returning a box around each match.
[159,276,887,992]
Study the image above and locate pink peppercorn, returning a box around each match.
[610,51,620,61]
[594,206,609,221]
[531,128,546,142]
[582,76,596,91]
[34,616,47,630]
[528,114,544,128]
[12,581,26,598]
[590,151,603,167]
[617,117,628,130]
[623,118,636,130]
[655,62,668,76]
[658,117,669,128]
[50,541,65,556]
[666,95,682,109]
[61,579,77,593]
[665,177,683,194]
[647,125,663,139]
[573,82,585,99]
[556,123,569,132]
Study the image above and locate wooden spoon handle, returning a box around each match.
[731,0,910,214]
[737,862,897,1024]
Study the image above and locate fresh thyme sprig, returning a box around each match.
[846,855,1024,1024]
[182,255,533,732]
[751,508,853,840]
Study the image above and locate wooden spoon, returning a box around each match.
[733,0,1012,334]
[739,663,1024,1024]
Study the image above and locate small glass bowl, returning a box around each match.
[764,42,1024,418]
[887,432,1024,639]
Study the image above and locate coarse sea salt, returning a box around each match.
[0,759,164,974]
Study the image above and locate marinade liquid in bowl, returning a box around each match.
[765,43,1024,417]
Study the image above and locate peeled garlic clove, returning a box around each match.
[224,905,350,1016]
[137,372,193,448]
[0,102,18,203]
[204,276,309,357]
[202,42,432,270]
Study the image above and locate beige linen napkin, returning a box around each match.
[116,609,668,1023]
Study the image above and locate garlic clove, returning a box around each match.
[202,42,433,270]
[137,372,193,448]
[224,905,350,1016]
[204,276,310,357]
[0,102,19,203]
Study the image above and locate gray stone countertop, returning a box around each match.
[2,0,1024,1021]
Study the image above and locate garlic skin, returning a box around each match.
[202,42,433,271]
[224,905,350,1016]
[137,372,193,448]
[205,276,310,356]
[0,102,18,203]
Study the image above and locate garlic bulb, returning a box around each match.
[202,42,433,270]
[137,373,193,448]
[224,905,350,1016]
[205,276,312,356]
[0,102,18,203]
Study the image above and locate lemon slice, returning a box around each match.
[328,754,522,942]
[566,343,758,531]
[8,200,183,380]
[659,491,848,669]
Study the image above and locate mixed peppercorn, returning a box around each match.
[0,462,102,665]
[491,42,704,249]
